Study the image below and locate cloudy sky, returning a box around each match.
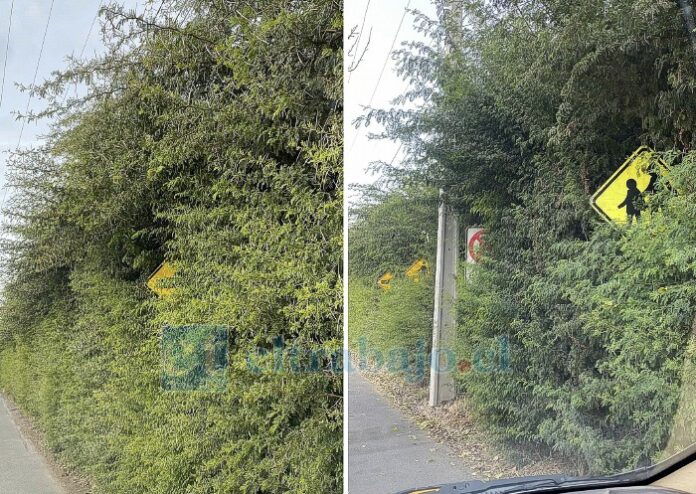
[0,0,139,203]
[344,0,437,205]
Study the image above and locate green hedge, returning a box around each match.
[372,0,696,475]
[348,277,433,382]
[456,160,696,474]
[348,187,438,381]
[0,1,342,493]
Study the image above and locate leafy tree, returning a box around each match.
[368,0,696,474]
[349,186,438,277]
[0,1,342,492]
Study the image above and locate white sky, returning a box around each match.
[344,0,437,205]
[1,1,438,210]
[0,0,139,206]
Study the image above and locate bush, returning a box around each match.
[348,187,438,382]
[374,0,696,475]
[0,1,342,492]
[349,276,433,383]
[456,158,696,474]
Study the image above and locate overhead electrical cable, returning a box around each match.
[0,0,15,112]
[17,0,56,147]
[349,0,411,152]
[1,0,56,216]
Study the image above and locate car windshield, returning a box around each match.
[346,1,696,493]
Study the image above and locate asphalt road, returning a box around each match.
[348,372,473,494]
[0,395,64,494]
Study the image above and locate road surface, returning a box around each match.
[0,395,64,494]
[348,372,473,494]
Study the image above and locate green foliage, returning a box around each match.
[0,1,342,492]
[373,0,696,475]
[349,186,438,277]
[348,277,433,382]
[348,187,437,382]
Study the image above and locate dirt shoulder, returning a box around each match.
[361,371,577,481]
[1,394,92,494]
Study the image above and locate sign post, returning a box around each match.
[428,0,463,408]
[429,190,458,407]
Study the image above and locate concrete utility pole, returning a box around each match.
[428,0,463,407]
[429,190,459,406]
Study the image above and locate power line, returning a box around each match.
[63,0,103,103]
[367,0,411,108]
[17,0,56,147]
[1,0,56,217]
[349,0,412,152]
[79,2,102,60]
[347,0,371,84]
[0,0,15,112]
[0,0,17,221]
[0,0,15,225]
[77,3,103,88]
[387,141,404,168]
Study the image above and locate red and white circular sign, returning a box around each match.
[467,228,485,263]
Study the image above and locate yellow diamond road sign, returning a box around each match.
[377,272,393,291]
[405,258,429,281]
[590,146,670,225]
[147,261,176,297]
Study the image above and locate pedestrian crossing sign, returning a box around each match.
[590,146,670,225]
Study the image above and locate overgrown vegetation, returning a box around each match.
[0,1,342,492]
[353,0,696,476]
[348,187,437,380]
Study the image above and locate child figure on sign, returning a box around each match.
[617,179,642,225]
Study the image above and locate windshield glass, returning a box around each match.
[346,1,696,492]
